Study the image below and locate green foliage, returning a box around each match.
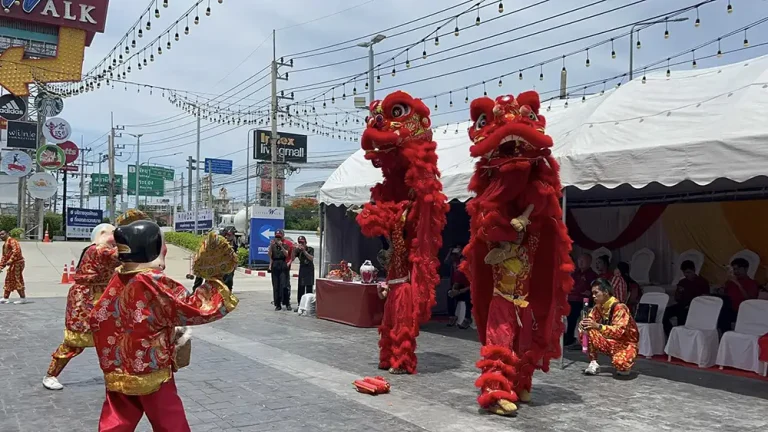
[237,248,249,267]
[0,214,18,232]
[285,197,319,231]
[44,212,62,234]
[102,217,111,223]
[164,231,203,251]
[9,228,23,239]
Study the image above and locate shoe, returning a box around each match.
[42,376,63,390]
[14,298,27,304]
[285,305,292,312]
[294,308,299,313]
[0,298,8,304]
[447,317,457,327]
[458,319,471,329]
[584,360,600,375]
[616,370,631,376]
[275,306,282,311]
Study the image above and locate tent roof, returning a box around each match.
[318,55,768,206]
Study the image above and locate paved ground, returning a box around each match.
[1,242,767,431]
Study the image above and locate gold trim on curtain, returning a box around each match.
[662,202,745,285]
[721,200,768,283]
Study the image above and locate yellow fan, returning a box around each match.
[192,231,237,280]
[115,209,150,226]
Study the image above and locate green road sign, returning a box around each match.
[89,173,123,196]
[126,173,165,197]
[128,164,174,181]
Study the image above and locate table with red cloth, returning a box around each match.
[316,278,385,328]
[759,334,768,363]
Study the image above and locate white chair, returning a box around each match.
[671,249,705,285]
[636,292,669,358]
[665,296,723,368]
[630,248,655,285]
[716,299,768,375]
[642,286,665,294]
[729,249,761,279]
[591,247,612,273]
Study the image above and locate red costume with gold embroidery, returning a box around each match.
[356,91,449,374]
[582,297,639,372]
[91,224,238,431]
[1,236,25,300]
[460,92,574,416]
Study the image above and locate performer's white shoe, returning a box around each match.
[42,376,64,390]
[0,298,9,304]
[13,298,27,304]
[584,361,601,375]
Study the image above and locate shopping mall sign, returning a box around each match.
[0,0,109,43]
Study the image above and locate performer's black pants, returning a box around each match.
[271,260,290,307]
[565,300,584,346]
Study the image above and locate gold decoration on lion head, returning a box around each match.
[116,209,151,227]
[192,232,237,280]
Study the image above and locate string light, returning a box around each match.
[498,1,503,13]
[727,1,733,14]
[666,58,671,77]
[455,18,460,36]
[695,7,701,27]
[611,38,616,59]
[539,64,544,81]
[717,38,722,57]
[465,87,469,103]
[434,96,438,111]
[642,68,647,84]
[498,76,503,87]
[434,34,439,46]
[483,81,487,96]
[449,91,454,107]
[636,30,641,49]
[664,19,669,39]
[518,70,523,80]
[585,49,590,67]
[422,40,427,59]
[743,29,749,47]
[691,50,697,68]
[475,4,481,25]
[405,50,411,68]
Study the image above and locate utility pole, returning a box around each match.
[195,114,200,234]
[357,34,386,105]
[35,105,46,241]
[187,156,194,212]
[98,152,104,212]
[180,172,185,212]
[108,113,124,220]
[270,29,293,207]
[79,141,90,208]
[17,95,29,237]
[126,133,143,208]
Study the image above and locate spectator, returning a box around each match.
[595,254,611,279]
[445,247,472,328]
[616,262,640,311]
[566,253,597,347]
[594,253,629,305]
[268,230,292,311]
[663,260,710,335]
[293,235,315,310]
[580,278,639,377]
[719,258,759,333]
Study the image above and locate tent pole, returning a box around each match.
[561,187,567,370]
[318,203,325,278]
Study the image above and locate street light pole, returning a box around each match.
[629,18,688,80]
[133,134,142,208]
[358,34,387,104]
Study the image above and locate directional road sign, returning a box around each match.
[204,158,233,175]
[249,206,285,264]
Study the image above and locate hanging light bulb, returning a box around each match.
[146,20,151,31]
[518,71,523,80]
[131,39,136,48]
[167,41,172,50]
[664,29,669,39]
[498,77,503,87]
[717,39,723,57]
[434,35,439,46]
[391,67,396,77]
[377,74,381,84]
[138,63,143,70]
[727,1,733,13]
[695,8,701,27]
[475,5,481,26]
[406,58,411,68]
[138,28,143,38]
[636,39,641,49]
[118,53,123,63]
[158,46,162,55]
[455,24,460,36]
[206,6,211,16]
[143,58,147,66]
[175,32,179,41]
[185,25,190,35]
[743,30,749,47]
[150,53,155,62]
[498,1,503,13]
[642,75,646,84]
[195,15,200,25]
[422,49,427,59]
[692,58,697,68]
[365,81,369,90]
[155,8,160,18]
[219,0,223,3]
[163,0,169,7]
[585,51,590,67]
[125,45,129,54]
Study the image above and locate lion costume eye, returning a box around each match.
[391,104,410,118]
[475,113,487,130]
[527,111,538,121]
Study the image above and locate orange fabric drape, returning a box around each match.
[721,200,768,283]
[661,202,746,285]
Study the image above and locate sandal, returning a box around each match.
[447,317,458,327]
[458,319,471,329]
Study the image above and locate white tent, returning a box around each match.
[319,54,768,206]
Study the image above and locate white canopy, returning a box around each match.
[318,54,768,206]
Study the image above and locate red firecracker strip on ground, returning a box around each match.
[353,376,391,395]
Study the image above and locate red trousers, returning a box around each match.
[476,296,534,408]
[378,281,419,374]
[98,378,190,432]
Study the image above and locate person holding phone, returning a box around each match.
[268,230,292,311]
[293,235,314,310]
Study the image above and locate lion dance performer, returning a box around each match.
[0,229,26,304]
[355,91,448,374]
[90,222,238,431]
[43,209,151,391]
[461,92,574,416]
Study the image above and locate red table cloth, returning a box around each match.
[316,278,384,328]
[759,334,768,363]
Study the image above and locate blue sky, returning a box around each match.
[60,0,768,209]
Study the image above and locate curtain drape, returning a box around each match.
[566,204,667,250]
[721,201,768,279]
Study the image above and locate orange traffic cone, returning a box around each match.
[68,260,76,283]
[43,229,50,243]
[60,264,70,284]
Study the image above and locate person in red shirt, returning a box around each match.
[616,262,641,313]
[565,253,597,347]
[719,258,759,333]
[663,260,710,335]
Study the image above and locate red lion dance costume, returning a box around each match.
[356,91,448,374]
[460,92,574,416]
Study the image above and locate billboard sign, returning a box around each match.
[0,94,27,120]
[58,140,79,164]
[203,158,233,175]
[174,209,214,233]
[6,120,38,150]
[0,0,110,44]
[36,143,66,171]
[0,150,33,177]
[66,207,103,239]
[253,129,307,163]
[249,206,285,264]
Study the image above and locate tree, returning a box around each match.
[285,197,319,231]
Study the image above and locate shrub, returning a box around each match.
[0,214,17,232]
[237,248,249,267]
[44,212,62,234]
[164,231,203,251]
[9,228,23,239]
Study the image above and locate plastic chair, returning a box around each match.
[716,299,768,375]
[729,249,761,279]
[591,247,612,273]
[630,248,655,285]
[665,296,723,368]
[642,286,666,294]
[636,292,669,358]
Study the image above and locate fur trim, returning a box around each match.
[175,327,192,348]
